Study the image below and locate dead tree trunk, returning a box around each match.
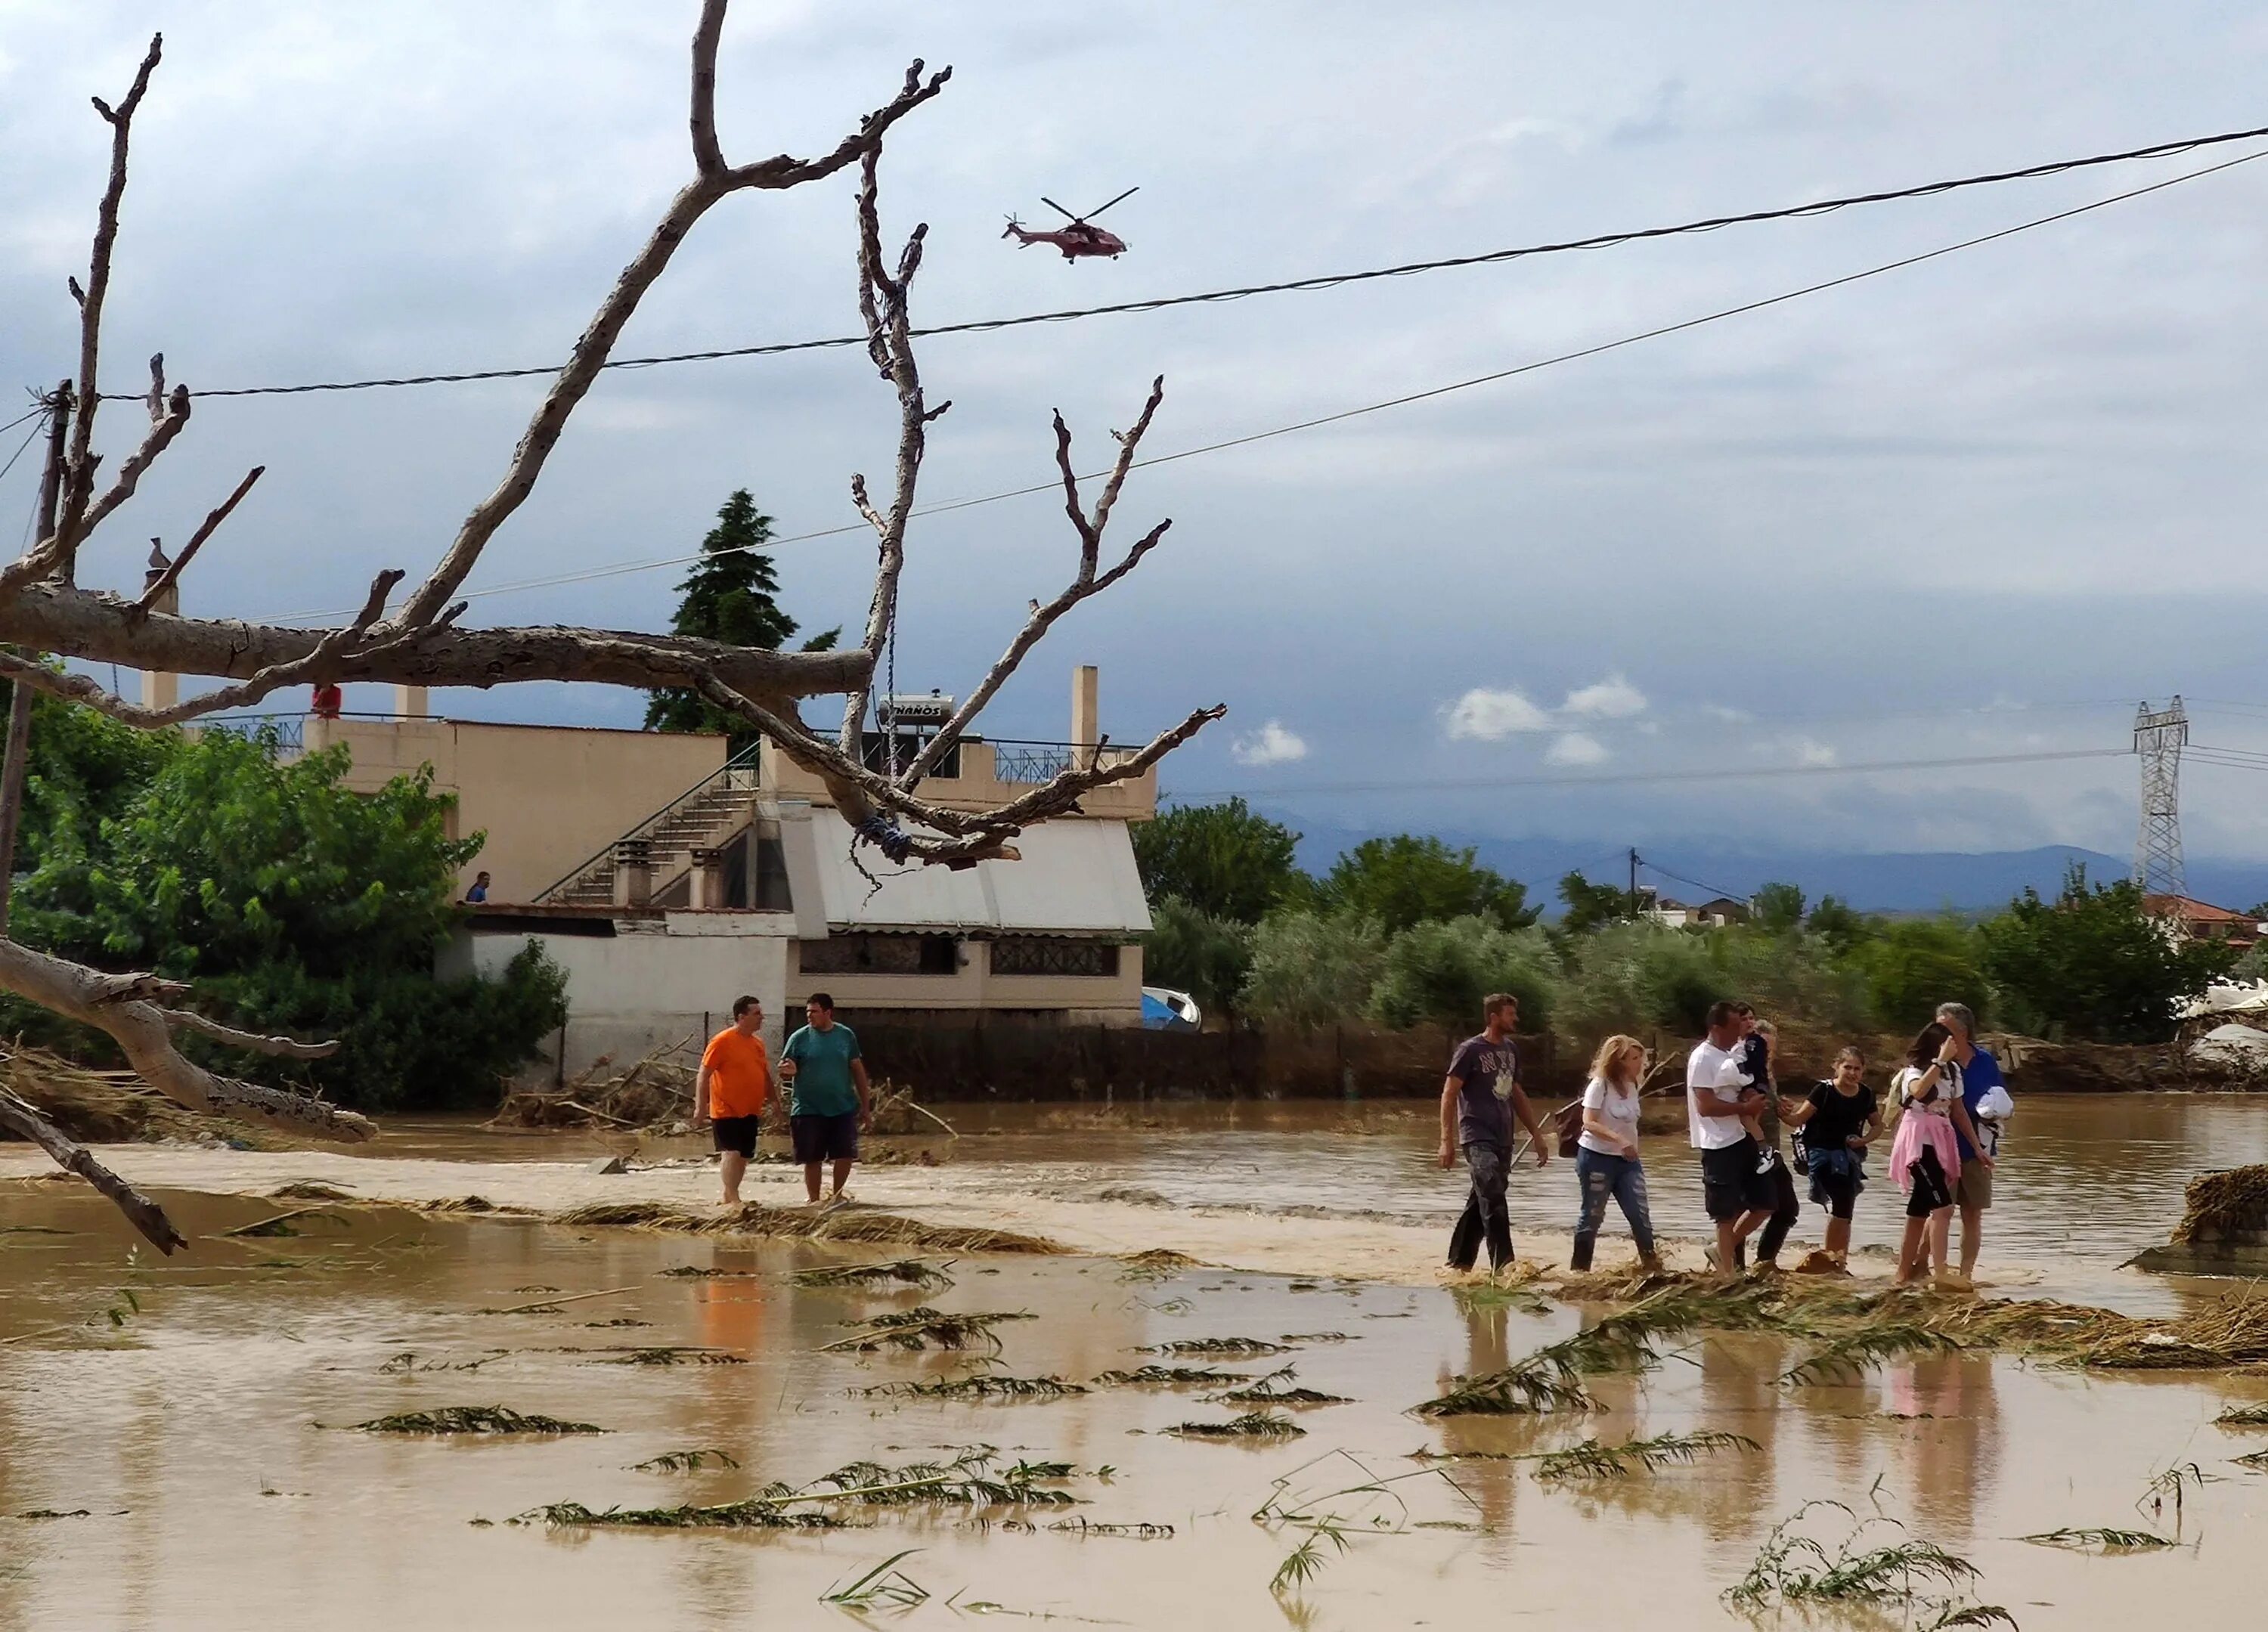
[0,382,70,935]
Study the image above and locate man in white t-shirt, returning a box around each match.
[1689,998,1774,1274]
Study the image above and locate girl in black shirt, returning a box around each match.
[1777,1045,1879,1270]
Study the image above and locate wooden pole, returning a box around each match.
[0,382,72,935]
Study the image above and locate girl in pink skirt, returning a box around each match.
[1888,1021,1994,1286]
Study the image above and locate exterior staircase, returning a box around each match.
[537,744,761,907]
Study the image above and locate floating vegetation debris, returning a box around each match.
[1279,1331,1351,1344]
[792,1257,956,1292]
[1139,1336,1288,1358]
[1166,1412,1304,1441]
[219,1206,341,1240]
[2018,1526,2173,1553]
[629,1448,740,1474]
[1408,1293,1719,1417]
[1119,1248,1199,1281]
[349,1405,604,1436]
[2214,1401,2268,1427]
[1529,1430,1761,1482]
[527,1448,1076,1532]
[1450,1281,1551,1315]
[550,1200,1061,1255]
[657,1265,762,1279]
[594,1347,746,1367]
[1089,1364,1250,1389]
[1271,1528,1347,1595]
[821,1307,1034,1353]
[477,1285,637,1317]
[583,1318,650,1329]
[1047,1517,1173,1538]
[1412,1363,1593,1417]
[2232,1448,2268,1470]
[1210,1366,1350,1407]
[857,1372,1087,1401]
[822,1550,931,1609]
[1781,1325,1963,1386]
[1726,1501,2012,1628]
[267,1181,355,1202]
[14,1509,92,1520]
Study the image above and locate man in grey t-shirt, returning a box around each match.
[1439,992,1549,1274]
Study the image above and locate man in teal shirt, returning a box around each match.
[779,992,872,1205]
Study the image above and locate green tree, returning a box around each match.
[1978,865,2234,1043]
[1139,896,1252,1020]
[1131,798,1306,924]
[1557,869,1633,935]
[1240,909,1387,1029]
[1753,881,1806,934]
[1368,917,1557,1031]
[644,491,837,742]
[1806,894,1882,958]
[11,727,565,1111]
[1854,918,1990,1033]
[1318,835,1535,934]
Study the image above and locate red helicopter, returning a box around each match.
[1002,187,1137,260]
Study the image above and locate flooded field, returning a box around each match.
[6,1095,2268,1627]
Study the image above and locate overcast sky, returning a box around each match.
[5,1,2268,864]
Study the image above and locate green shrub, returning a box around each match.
[1368,917,1557,1032]
[1139,896,1252,1020]
[1240,909,1387,1028]
[1978,865,2233,1042]
[1854,918,1991,1033]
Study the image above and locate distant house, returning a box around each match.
[2144,893,2263,949]
[1693,897,1751,927]
[1635,887,1692,927]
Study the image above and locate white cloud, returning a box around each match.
[1703,704,1755,724]
[1547,731,1610,766]
[1562,674,1648,720]
[1789,735,1839,768]
[1231,720,1309,766]
[1444,688,1551,741]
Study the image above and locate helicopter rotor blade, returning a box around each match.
[1081,186,1140,221]
[1039,197,1080,223]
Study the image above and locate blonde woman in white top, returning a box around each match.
[1570,1035,1662,1272]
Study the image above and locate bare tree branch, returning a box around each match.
[45,33,164,585]
[133,463,263,615]
[903,378,1170,785]
[155,1008,339,1060]
[0,940,372,1144]
[0,1083,186,1254]
[389,31,947,630]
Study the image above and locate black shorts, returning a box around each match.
[1700,1138,1775,1222]
[792,1111,860,1164]
[1808,1159,1861,1221]
[711,1116,761,1159]
[1904,1145,1953,1218]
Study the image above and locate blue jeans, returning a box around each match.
[1572,1147,1656,1269]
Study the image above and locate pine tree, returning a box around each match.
[644,490,836,741]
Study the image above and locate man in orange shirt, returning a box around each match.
[692,994,773,1206]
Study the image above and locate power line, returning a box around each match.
[93,119,2268,404]
[1638,858,1755,906]
[0,412,48,488]
[1167,746,2135,799]
[262,147,2268,626]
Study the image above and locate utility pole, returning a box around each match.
[0,382,70,936]
[1628,847,1641,918]
[2132,696,2188,900]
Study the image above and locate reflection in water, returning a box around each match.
[6,1095,2268,1627]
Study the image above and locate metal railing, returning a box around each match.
[993,743,1074,784]
[534,738,764,903]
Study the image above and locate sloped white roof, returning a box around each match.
[778,804,1151,938]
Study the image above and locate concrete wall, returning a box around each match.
[785,940,1145,1023]
[309,717,727,903]
[452,911,792,1082]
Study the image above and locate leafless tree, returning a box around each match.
[0,5,1221,1250]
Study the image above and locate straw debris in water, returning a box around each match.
[1529,1430,1761,1482]
[821,1307,1035,1353]
[1165,1412,1305,1441]
[525,1448,1077,1531]
[349,1405,605,1435]
[550,1200,1061,1255]
[1138,1336,1288,1358]
[857,1372,1087,1401]
[1090,1364,1250,1388]
[792,1257,956,1292]
[630,1448,740,1474]
[2019,1525,2173,1553]
[1208,1365,1349,1407]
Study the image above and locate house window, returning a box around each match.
[990,937,1120,978]
[798,934,958,975]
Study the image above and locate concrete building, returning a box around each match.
[315,669,1154,1079]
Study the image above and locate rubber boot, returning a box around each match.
[1569,1234,1596,1272]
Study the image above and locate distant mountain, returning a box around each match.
[1278,819,2268,917]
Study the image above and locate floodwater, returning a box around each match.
[5,1096,2268,1629]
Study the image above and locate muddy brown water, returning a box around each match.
[6,1096,2268,1627]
